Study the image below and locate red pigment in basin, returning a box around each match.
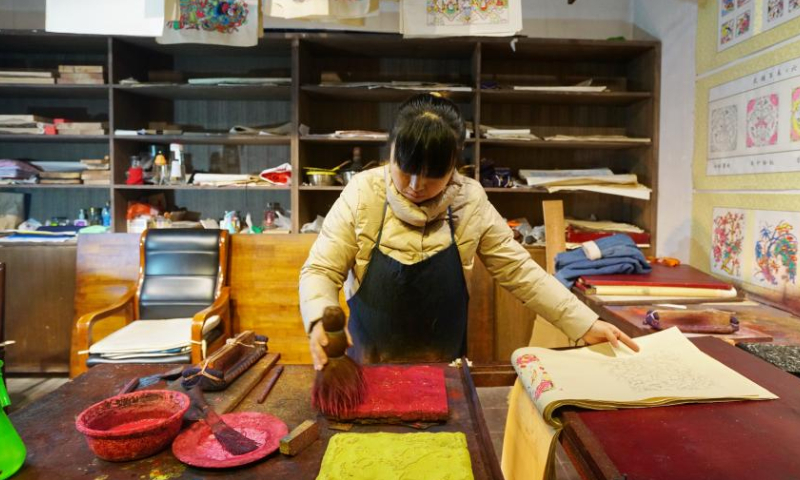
[75,390,190,462]
[172,412,288,468]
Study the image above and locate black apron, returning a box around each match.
[347,201,469,364]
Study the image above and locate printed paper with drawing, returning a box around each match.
[512,327,777,428]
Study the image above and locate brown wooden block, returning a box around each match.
[279,420,320,456]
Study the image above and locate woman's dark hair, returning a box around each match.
[391,93,465,178]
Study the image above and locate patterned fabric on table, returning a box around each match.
[317,432,474,480]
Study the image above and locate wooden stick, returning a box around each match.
[279,420,320,456]
[256,365,284,404]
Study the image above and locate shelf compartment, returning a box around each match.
[0,183,111,190]
[113,134,291,146]
[478,139,650,149]
[302,85,473,103]
[113,84,291,101]
[114,184,290,191]
[0,135,110,143]
[299,185,346,191]
[480,90,651,106]
[0,85,109,99]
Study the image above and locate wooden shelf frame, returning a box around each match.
[0,31,659,245]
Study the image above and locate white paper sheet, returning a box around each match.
[46,0,165,36]
[401,0,522,37]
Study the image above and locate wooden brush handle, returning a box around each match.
[321,306,348,359]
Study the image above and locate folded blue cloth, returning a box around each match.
[555,234,651,288]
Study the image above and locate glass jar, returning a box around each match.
[263,202,281,229]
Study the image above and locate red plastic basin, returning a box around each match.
[75,390,190,462]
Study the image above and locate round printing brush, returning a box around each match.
[311,306,366,418]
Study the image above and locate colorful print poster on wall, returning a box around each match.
[711,208,747,279]
[763,0,800,31]
[718,0,753,51]
[791,86,800,141]
[401,0,522,38]
[752,210,799,290]
[158,0,259,47]
[707,56,800,176]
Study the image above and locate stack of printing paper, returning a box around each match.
[88,317,221,361]
[519,168,652,200]
[0,69,55,84]
[57,65,104,84]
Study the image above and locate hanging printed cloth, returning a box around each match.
[265,0,378,21]
[401,0,522,37]
[158,0,260,47]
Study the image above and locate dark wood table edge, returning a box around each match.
[461,360,506,480]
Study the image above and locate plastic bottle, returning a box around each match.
[154,151,169,186]
[169,143,186,185]
[0,360,26,480]
[101,201,111,227]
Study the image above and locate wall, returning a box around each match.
[632,0,698,261]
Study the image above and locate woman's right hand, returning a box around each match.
[309,321,330,371]
[309,315,354,371]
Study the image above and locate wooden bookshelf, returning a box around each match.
[0,31,659,248]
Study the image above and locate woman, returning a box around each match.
[300,94,638,369]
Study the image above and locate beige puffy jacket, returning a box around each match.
[299,166,598,341]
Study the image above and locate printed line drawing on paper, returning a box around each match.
[746,94,779,147]
[602,352,718,393]
[710,105,739,152]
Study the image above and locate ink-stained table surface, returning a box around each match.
[10,364,503,480]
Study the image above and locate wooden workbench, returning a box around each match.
[10,363,503,480]
[559,336,800,480]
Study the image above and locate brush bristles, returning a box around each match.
[312,356,367,418]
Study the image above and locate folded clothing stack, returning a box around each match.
[555,234,651,288]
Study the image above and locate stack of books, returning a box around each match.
[39,171,82,185]
[575,264,738,303]
[80,156,110,185]
[57,65,105,85]
[0,115,54,135]
[0,69,55,85]
[55,120,107,136]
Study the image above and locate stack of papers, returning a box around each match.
[484,127,540,141]
[188,77,290,86]
[229,122,291,136]
[545,134,650,143]
[519,168,652,200]
[0,69,55,85]
[300,125,388,141]
[0,115,53,135]
[319,81,471,92]
[192,173,255,187]
[88,317,220,359]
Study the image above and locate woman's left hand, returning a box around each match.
[582,320,640,352]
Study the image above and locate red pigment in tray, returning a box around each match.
[333,365,449,422]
